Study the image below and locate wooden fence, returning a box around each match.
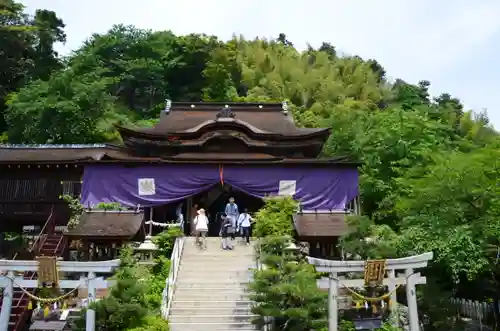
[451,297,496,321]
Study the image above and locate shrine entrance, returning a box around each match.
[184,184,264,237]
[307,252,433,331]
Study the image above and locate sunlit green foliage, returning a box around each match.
[253,196,298,238]
[72,226,180,331]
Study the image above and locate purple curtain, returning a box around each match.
[81,164,219,207]
[224,166,358,209]
[81,164,359,210]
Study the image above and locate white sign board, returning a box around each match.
[278,180,296,196]
[138,178,156,196]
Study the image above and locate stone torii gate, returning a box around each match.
[307,252,433,331]
[0,258,120,331]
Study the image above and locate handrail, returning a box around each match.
[29,205,55,254]
[12,205,54,331]
[12,204,54,260]
[161,236,185,319]
[54,234,66,256]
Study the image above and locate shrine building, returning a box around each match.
[0,101,360,260]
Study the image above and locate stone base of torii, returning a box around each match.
[0,258,120,331]
[307,252,433,331]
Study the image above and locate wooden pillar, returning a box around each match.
[405,268,419,331]
[328,272,338,331]
[0,271,14,331]
[86,271,96,331]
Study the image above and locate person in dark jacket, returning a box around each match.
[219,215,233,250]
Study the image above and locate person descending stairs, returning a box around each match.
[168,237,257,331]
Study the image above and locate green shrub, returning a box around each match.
[72,235,175,330]
[154,226,183,258]
[253,196,298,237]
[127,315,170,331]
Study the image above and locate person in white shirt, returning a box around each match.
[193,208,209,250]
[237,208,253,245]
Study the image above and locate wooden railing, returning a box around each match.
[29,205,55,255]
[54,235,67,256]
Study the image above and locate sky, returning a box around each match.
[22,0,500,129]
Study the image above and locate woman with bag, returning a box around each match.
[193,208,209,250]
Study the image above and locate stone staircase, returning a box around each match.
[168,237,258,331]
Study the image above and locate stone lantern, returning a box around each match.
[135,236,158,265]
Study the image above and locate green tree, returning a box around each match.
[0,0,65,132]
[253,196,297,238]
[250,236,327,331]
[394,144,500,283]
[5,69,120,143]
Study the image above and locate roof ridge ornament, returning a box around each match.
[216,106,235,120]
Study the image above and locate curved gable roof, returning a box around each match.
[126,102,329,138]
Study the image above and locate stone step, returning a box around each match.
[175,278,252,284]
[170,306,253,315]
[173,287,248,294]
[183,245,255,252]
[173,292,250,301]
[178,268,254,275]
[185,240,254,244]
[177,271,253,283]
[182,251,255,257]
[169,322,256,331]
[168,314,257,324]
[177,274,253,281]
[179,266,253,272]
[175,280,250,286]
[184,239,255,244]
[171,300,253,308]
[181,255,255,261]
[180,260,255,267]
[175,283,247,289]
[173,287,248,295]
[177,272,252,278]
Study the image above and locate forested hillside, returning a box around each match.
[2,1,500,328]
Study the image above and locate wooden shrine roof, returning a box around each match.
[118,102,330,138]
[0,144,358,165]
[0,144,133,163]
[64,211,143,239]
[170,152,281,161]
[294,211,348,237]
